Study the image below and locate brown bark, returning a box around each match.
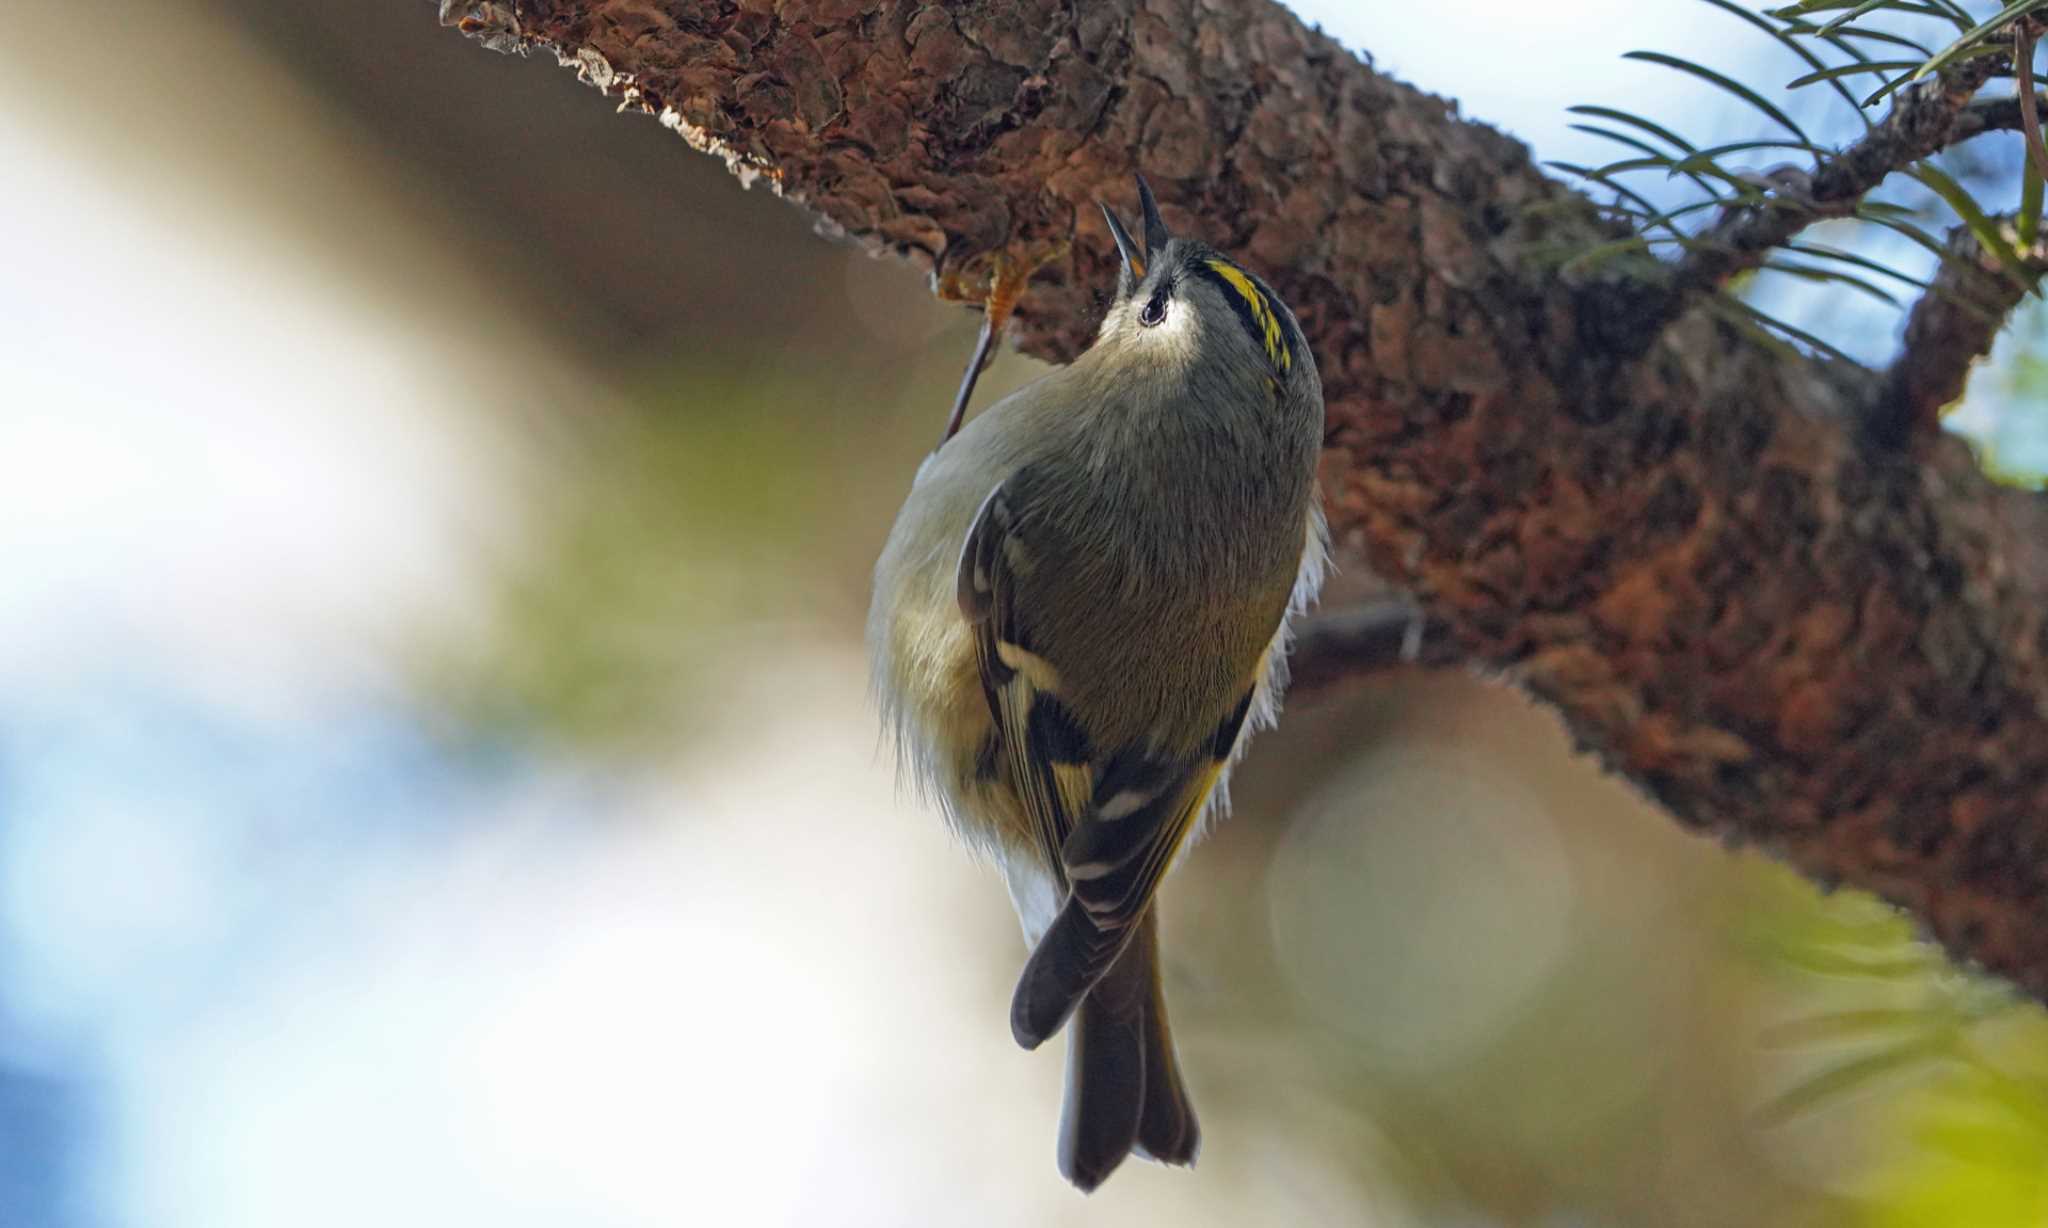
[436,0,2048,1002]
[1875,221,2046,447]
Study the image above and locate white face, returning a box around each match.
[1108,249,1295,385]
[1126,278,1199,344]
[1099,241,1207,357]
[1093,276,1202,378]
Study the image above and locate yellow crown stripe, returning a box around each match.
[1202,258,1291,372]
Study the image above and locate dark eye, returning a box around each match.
[1138,291,1168,327]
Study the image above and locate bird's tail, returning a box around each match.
[1056,911,1200,1192]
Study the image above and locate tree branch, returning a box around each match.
[1589,52,2012,360]
[1288,603,1457,697]
[1872,219,2046,447]
[435,0,2048,1005]
[1956,91,2048,143]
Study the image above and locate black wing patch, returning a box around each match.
[958,476,1090,874]
[1010,683,1255,1050]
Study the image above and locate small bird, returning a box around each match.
[867,177,1327,1191]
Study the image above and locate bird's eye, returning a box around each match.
[1138,291,1168,327]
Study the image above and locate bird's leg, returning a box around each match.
[938,253,1017,450]
[933,243,1065,451]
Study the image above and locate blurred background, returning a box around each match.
[5,2,2048,1225]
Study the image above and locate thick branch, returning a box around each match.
[1873,220,2045,447]
[436,0,2048,1005]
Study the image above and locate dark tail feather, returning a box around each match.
[1054,912,1199,1192]
[1057,976,1143,1192]
[1127,916,1200,1166]
[1011,897,1127,1050]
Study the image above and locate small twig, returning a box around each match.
[1953,91,2048,142]
[1287,602,1458,696]
[1871,218,2044,448]
[1686,63,2001,289]
[2016,26,2048,192]
[1598,51,2010,358]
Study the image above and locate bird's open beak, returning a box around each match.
[1136,175,1170,262]
[1101,174,1171,302]
[1099,200,1144,293]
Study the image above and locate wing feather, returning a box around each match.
[959,477,1085,874]
[960,472,1277,1051]
[1011,683,1257,1049]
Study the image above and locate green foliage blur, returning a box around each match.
[417,351,950,752]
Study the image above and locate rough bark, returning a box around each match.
[436,0,2048,1003]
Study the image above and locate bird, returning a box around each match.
[867,175,1327,1191]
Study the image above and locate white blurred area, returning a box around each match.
[0,5,1424,1224]
[1,3,1980,1226]
[0,13,538,718]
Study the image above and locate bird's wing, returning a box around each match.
[957,473,1094,875]
[958,472,1259,1048]
[1007,694,1253,1048]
